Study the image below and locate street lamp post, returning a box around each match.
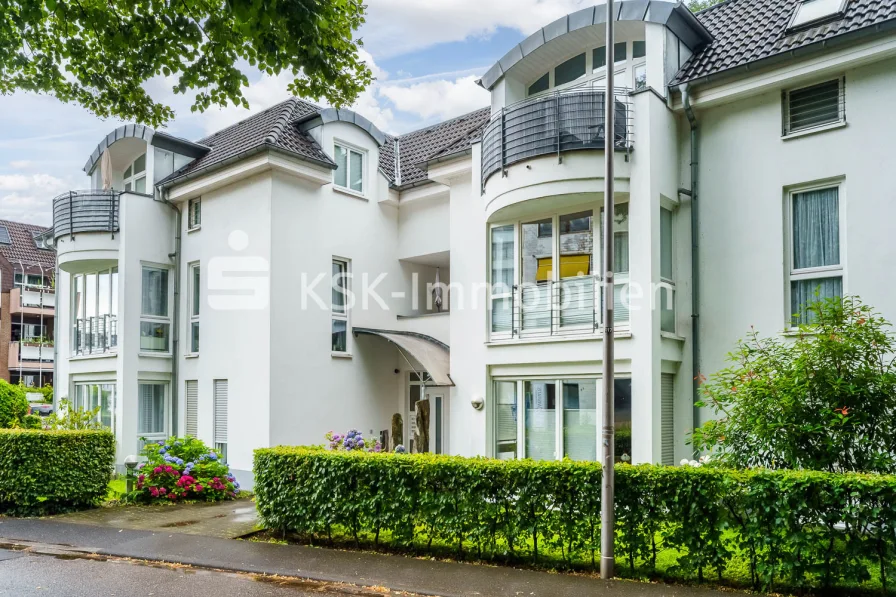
[600,0,617,581]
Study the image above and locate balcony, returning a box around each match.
[73,315,118,356]
[8,341,54,370]
[10,286,55,315]
[489,276,631,341]
[52,190,121,273]
[481,87,633,191]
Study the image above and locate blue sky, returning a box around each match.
[0,0,589,225]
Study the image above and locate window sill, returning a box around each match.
[70,352,118,361]
[138,352,173,359]
[782,120,847,140]
[187,225,201,233]
[185,353,199,359]
[661,331,686,342]
[331,351,353,359]
[333,186,368,201]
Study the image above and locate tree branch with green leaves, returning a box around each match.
[0,0,373,126]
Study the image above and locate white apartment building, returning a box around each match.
[48,0,896,485]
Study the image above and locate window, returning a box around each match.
[189,263,200,354]
[331,259,349,353]
[632,40,646,59]
[138,383,167,446]
[593,46,607,70]
[600,203,631,324]
[634,64,647,91]
[528,73,550,96]
[334,144,364,194]
[554,53,586,87]
[660,208,675,333]
[74,383,116,429]
[213,379,228,462]
[783,78,844,135]
[788,185,842,325]
[0,226,10,245]
[494,378,629,461]
[124,154,147,193]
[140,266,170,352]
[614,41,627,62]
[188,197,201,230]
[15,273,49,288]
[490,225,514,335]
[72,268,118,355]
[789,0,847,29]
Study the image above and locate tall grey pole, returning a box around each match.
[600,0,616,581]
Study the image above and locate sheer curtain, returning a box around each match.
[791,187,841,324]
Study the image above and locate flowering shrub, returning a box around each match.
[131,436,239,503]
[325,429,382,452]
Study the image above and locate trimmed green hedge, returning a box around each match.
[0,430,116,516]
[254,447,896,593]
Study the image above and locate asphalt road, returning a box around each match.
[0,548,411,596]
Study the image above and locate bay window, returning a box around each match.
[72,268,118,355]
[494,378,631,461]
[140,266,170,352]
[789,184,843,325]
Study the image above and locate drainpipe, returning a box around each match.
[679,83,701,436]
[156,186,181,436]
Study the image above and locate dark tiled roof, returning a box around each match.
[163,99,335,183]
[0,219,55,271]
[674,0,896,85]
[385,107,492,187]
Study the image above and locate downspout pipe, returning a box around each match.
[156,186,181,436]
[679,83,701,438]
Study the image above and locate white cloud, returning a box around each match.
[0,173,74,225]
[361,0,587,58]
[379,76,489,121]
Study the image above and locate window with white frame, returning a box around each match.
[140,266,170,352]
[188,197,201,230]
[493,377,632,462]
[123,153,147,193]
[660,207,675,333]
[71,268,118,355]
[788,184,843,326]
[783,77,845,135]
[74,382,116,429]
[189,263,200,354]
[331,259,350,353]
[137,382,168,447]
[789,0,847,30]
[334,144,364,194]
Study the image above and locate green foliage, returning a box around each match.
[687,0,727,11]
[45,399,103,430]
[25,382,53,403]
[20,414,41,429]
[0,0,373,126]
[693,296,896,473]
[0,379,29,428]
[255,448,896,593]
[131,436,238,503]
[0,429,115,516]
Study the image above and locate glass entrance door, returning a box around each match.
[408,372,445,454]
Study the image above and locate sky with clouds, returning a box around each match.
[0,0,591,226]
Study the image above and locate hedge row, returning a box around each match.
[0,430,115,516]
[254,447,896,592]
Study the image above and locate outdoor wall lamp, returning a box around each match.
[471,396,484,411]
[124,454,139,493]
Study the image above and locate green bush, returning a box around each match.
[0,429,115,516]
[0,379,28,428]
[254,448,896,593]
[131,436,239,503]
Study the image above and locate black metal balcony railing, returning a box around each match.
[73,315,118,356]
[481,87,634,190]
[52,190,121,240]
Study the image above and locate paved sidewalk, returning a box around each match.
[52,498,258,539]
[0,517,735,597]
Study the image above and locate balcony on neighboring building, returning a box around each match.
[73,315,118,356]
[9,285,55,315]
[480,87,633,191]
[8,340,54,370]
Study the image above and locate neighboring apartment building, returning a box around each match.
[0,219,55,388]
[46,0,896,484]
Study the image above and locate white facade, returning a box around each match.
[49,0,896,484]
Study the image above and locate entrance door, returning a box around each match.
[408,373,446,454]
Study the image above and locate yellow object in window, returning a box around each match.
[537,255,591,281]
